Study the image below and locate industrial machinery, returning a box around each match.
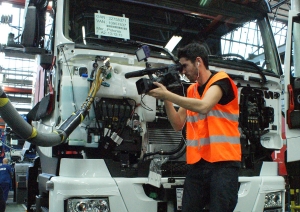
[1,0,297,211]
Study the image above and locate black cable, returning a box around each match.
[143,135,186,161]
[92,101,101,131]
[168,145,186,160]
[140,94,153,111]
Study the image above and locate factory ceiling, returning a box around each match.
[0,0,292,23]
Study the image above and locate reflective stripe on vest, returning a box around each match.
[186,71,241,164]
[186,110,239,122]
[187,135,240,147]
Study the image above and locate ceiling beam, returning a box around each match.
[0,0,25,7]
[270,0,290,10]
[3,86,32,94]
[2,78,33,86]
[7,95,31,104]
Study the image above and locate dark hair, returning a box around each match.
[177,42,209,69]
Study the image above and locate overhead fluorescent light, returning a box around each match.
[165,35,182,52]
[82,26,86,45]
[0,2,12,11]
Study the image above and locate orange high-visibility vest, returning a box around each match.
[186,71,241,164]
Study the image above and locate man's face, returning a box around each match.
[179,57,198,82]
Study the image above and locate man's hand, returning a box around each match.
[147,82,168,100]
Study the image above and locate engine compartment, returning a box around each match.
[29,52,283,179]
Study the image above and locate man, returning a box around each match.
[0,158,13,205]
[0,187,5,212]
[148,42,241,212]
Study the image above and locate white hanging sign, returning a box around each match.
[94,13,130,40]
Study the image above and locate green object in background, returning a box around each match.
[106,72,112,79]
[149,192,158,199]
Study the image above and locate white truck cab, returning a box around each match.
[0,0,295,211]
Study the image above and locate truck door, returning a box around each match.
[284,10,300,162]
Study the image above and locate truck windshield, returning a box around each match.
[63,0,282,76]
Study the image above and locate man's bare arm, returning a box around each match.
[163,100,186,131]
[148,82,223,114]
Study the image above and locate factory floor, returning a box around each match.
[5,191,26,212]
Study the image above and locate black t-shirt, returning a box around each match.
[197,72,235,105]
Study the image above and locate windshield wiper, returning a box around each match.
[210,55,267,84]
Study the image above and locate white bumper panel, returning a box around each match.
[235,176,285,211]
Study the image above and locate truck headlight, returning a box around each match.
[66,198,110,212]
[264,191,282,208]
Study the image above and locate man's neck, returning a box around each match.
[197,70,212,85]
